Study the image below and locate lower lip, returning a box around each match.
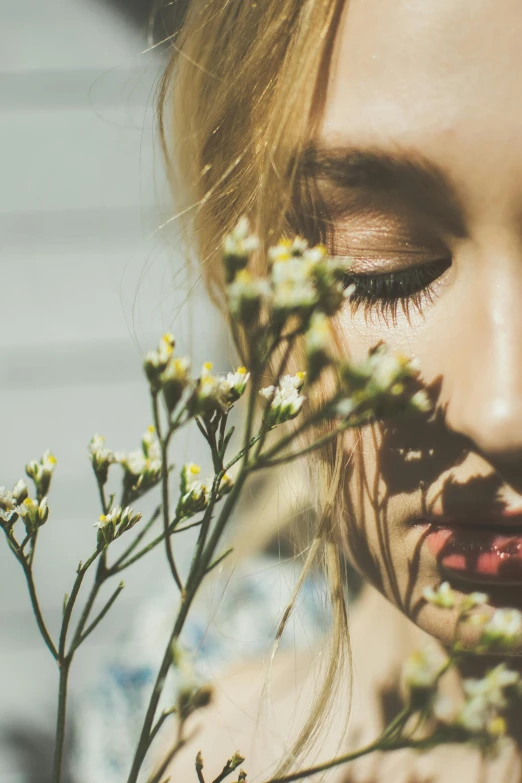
[426,524,522,583]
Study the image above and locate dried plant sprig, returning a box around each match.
[3,217,519,783]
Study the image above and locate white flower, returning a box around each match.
[18,496,49,531]
[305,312,330,355]
[403,646,442,693]
[260,373,306,425]
[89,434,115,483]
[226,270,271,322]
[142,426,161,462]
[480,608,522,649]
[463,665,520,711]
[224,367,250,398]
[410,390,432,413]
[178,463,209,517]
[223,217,259,258]
[95,504,142,544]
[41,450,57,474]
[456,696,490,734]
[268,237,308,264]
[144,333,176,386]
[160,356,191,411]
[271,257,317,313]
[461,591,489,612]
[423,581,456,609]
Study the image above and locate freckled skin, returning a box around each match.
[319,0,522,652]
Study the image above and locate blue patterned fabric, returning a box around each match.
[73,556,330,782]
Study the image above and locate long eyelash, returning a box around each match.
[343,259,450,320]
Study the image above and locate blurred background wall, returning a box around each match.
[0,2,226,780]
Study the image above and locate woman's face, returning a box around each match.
[318,0,522,648]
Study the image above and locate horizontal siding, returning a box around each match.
[0,2,222,778]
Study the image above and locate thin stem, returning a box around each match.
[224,432,263,472]
[96,476,109,516]
[265,736,415,783]
[126,470,248,783]
[68,552,107,657]
[5,531,58,660]
[253,333,296,462]
[126,381,258,783]
[153,392,183,592]
[146,726,196,783]
[256,413,372,470]
[110,517,202,574]
[51,659,71,783]
[75,580,125,648]
[206,547,233,575]
[59,570,87,659]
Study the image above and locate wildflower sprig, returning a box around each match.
[3,218,517,783]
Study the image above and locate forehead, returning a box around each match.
[320,0,522,221]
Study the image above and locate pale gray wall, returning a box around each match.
[0,2,223,780]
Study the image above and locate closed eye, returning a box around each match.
[342,258,451,320]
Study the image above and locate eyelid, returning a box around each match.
[330,252,448,275]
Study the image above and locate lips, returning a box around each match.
[424,517,522,584]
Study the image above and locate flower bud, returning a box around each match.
[89,434,115,485]
[305,312,332,383]
[94,504,142,547]
[178,463,209,517]
[223,217,259,283]
[422,581,456,609]
[143,333,175,389]
[18,496,49,535]
[26,450,57,498]
[259,373,306,426]
[160,356,191,412]
[226,270,270,324]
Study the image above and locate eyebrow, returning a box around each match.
[299,143,466,236]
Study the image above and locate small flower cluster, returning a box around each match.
[144,333,191,412]
[18,496,50,534]
[89,428,163,500]
[223,217,260,283]
[117,426,163,502]
[337,344,431,421]
[26,450,57,499]
[89,434,115,485]
[0,480,29,527]
[176,463,233,519]
[190,363,250,419]
[224,223,349,333]
[259,373,306,426]
[94,505,142,547]
[417,581,522,752]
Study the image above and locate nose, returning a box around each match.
[442,256,522,462]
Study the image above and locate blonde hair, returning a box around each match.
[156,0,352,772]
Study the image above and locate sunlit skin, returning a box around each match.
[318,0,522,659]
[167,2,522,779]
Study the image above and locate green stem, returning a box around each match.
[110,506,161,571]
[51,659,71,783]
[110,517,202,574]
[68,553,107,656]
[5,532,58,660]
[153,392,183,592]
[96,476,109,516]
[265,736,415,783]
[75,580,125,648]
[126,380,259,783]
[206,547,233,575]
[126,470,248,783]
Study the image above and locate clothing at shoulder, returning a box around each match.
[72,555,331,783]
